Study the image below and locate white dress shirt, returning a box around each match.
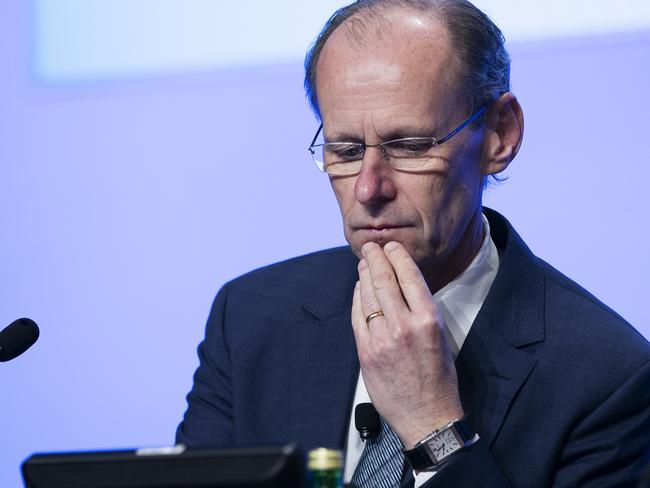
[343,214,500,486]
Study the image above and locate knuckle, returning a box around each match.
[373,339,391,358]
[373,270,396,290]
[401,268,422,285]
[389,327,404,343]
[391,330,413,349]
[370,319,411,348]
[413,313,435,330]
[420,305,440,325]
[362,292,380,309]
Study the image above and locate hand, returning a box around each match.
[351,240,464,449]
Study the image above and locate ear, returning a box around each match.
[481,92,524,176]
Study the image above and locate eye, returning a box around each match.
[325,143,365,162]
[385,139,434,157]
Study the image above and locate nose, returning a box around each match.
[353,146,397,206]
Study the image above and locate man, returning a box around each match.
[177,1,650,486]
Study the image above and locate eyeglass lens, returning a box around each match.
[310,139,442,176]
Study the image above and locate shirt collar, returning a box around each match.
[434,213,500,356]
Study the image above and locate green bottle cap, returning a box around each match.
[308,448,343,471]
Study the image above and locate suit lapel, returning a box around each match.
[456,317,538,446]
[456,208,545,446]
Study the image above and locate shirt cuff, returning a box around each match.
[414,470,437,487]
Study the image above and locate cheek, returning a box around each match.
[440,138,486,206]
[410,161,483,245]
[329,178,354,222]
[404,172,450,218]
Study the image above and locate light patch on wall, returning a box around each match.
[474,0,650,42]
[33,0,347,82]
[34,0,650,83]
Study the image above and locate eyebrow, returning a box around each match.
[325,125,439,143]
[378,127,438,141]
[324,132,364,144]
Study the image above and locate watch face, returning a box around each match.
[428,428,461,461]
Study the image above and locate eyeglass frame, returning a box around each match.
[307,105,487,173]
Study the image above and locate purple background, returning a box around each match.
[2,2,649,487]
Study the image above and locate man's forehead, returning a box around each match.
[315,8,456,100]
[319,7,450,66]
[315,8,461,133]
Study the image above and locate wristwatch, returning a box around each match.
[403,418,476,470]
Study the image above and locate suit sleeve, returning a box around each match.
[417,438,513,487]
[553,359,650,487]
[175,283,234,448]
[419,360,650,488]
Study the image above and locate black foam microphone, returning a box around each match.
[355,402,380,441]
[0,318,39,362]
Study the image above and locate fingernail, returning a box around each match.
[358,258,368,270]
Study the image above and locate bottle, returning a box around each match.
[307,448,344,488]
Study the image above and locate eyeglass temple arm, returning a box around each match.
[308,124,324,151]
[308,107,485,150]
[436,106,487,145]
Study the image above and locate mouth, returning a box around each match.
[354,221,410,230]
[360,225,406,231]
[353,225,410,248]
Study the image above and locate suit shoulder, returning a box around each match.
[539,258,650,362]
[226,246,357,286]
[207,246,357,334]
[215,246,358,316]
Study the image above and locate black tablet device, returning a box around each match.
[22,444,306,488]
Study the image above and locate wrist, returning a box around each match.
[403,417,477,470]
[400,407,465,449]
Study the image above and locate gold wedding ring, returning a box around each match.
[365,310,384,326]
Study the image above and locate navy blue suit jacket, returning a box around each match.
[177,209,650,487]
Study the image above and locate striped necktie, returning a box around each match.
[349,417,405,488]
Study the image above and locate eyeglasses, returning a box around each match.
[307,106,486,176]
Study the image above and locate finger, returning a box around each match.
[351,280,370,345]
[383,241,434,314]
[361,242,407,321]
[358,257,384,325]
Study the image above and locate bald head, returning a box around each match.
[304,0,510,120]
[328,3,437,51]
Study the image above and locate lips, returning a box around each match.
[353,224,411,235]
[362,225,405,231]
[353,222,410,230]
[349,218,414,243]
[352,225,411,247]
